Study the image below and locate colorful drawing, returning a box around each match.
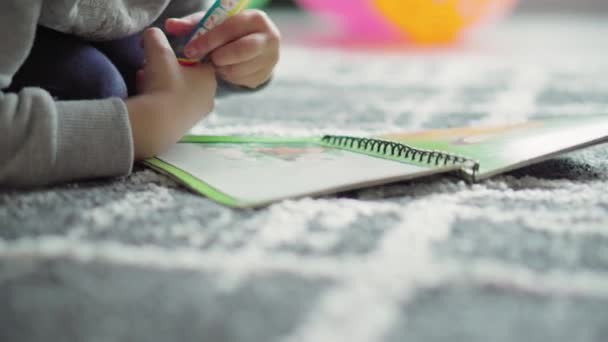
[156,141,430,206]
[191,143,339,164]
[379,116,608,175]
[253,146,330,162]
[380,122,541,148]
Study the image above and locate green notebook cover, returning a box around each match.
[144,115,608,208]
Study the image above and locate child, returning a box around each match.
[0,0,280,187]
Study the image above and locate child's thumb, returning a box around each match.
[143,28,177,75]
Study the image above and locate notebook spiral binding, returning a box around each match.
[321,135,480,177]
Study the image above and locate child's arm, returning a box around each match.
[0,0,216,187]
[127,28,217,160]
[0,1,133,187]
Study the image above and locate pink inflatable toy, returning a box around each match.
[295,0,399,41]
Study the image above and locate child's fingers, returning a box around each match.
[224,68,272,89]
[184,10,276,60]
[143,28,176,63]
[165,13,205,36]
[215,57,266,80]
[142,28,178,78]
[209,33,266,66]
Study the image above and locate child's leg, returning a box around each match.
[92,34,145,97]
[5,26,128,100]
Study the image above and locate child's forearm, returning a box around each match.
[0,90,134,187]
[126,94,185,160]
[125,90,214,161]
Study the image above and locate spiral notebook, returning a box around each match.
[144,115,608,208]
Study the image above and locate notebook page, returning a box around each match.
[380,115,608,180]
[157,142,443,205]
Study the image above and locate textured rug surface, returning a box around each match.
[2,13,608,342]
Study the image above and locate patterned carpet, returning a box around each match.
[2,13,608,342]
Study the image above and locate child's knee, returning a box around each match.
[6,27,129,101]
[72,52,129,100]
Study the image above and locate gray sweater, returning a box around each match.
[0,0,211,187]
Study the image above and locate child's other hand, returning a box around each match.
[165,10,281,89]
[127,28,217,159]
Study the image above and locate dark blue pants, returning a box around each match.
[5,26,145,100]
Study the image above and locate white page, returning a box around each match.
[157,143,441,204]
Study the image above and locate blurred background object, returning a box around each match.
[291,0,518,44]
[266,0,608,12]
[374,0,516,43]
[293,0,400,42]
[258,0,606,45]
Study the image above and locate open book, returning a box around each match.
[145,115,608,208]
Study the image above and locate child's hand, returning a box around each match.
[126,28,217,159]
[165,10,281,89]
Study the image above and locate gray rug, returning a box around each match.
[2,13,608,342]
